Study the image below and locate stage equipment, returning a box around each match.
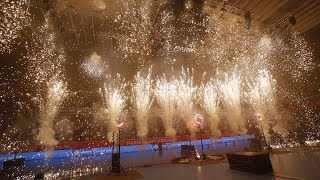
[226,152,273,174]
[244,11,251,29]
[109,127,126,176]
[0,157,25,179]
[194,113,206,158]
[288,16,296,26]
[181,145,196,158]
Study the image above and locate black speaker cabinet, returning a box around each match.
[181,145,196,158]
[111,153,121,173]
[0,158,25,179]
[226,152,273,174]
[34,172,44,180]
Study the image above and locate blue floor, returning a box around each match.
[137,150,320,180]
[0,138,252,176]
[2,136,319,180]
[0,136,253,174]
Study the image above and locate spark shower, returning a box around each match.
[0,0,318,151]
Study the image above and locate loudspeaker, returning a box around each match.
[181,145,196,158]
[288,16,296,26]
[0,158,25,179]
[111,153,121,173]
[34,172,44,180]
[227,152,273,174]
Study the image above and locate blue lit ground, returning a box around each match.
[1,141,320,179]
[1,140,250,174]
[137,150,320,180]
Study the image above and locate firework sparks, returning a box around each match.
[115,0,152,63]
[155,74,178,137]
[271,32,314,81]
[199,77,221,137]
[217,68,246,135]
[24,15,67,151]
[176,68,197,137]
[245,69,277,141]
[37,77,67,149]
[0,1,318,150]
[25,17,65,87]
[246,69,276,112]
[0,0,31,53]
[81,52,107,78]
[100,74,128,141]
[131,68,154,138]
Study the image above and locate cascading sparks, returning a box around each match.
[199,78,221,137]
[100,74,127,141]
[246,69,278,140]
[0,0,32,53]
[37,77,67,148]
[131,68,154,138]
[176,68,197,137]
[0,1,318,149]
[217,68,246,136]
[25,15,67,150]
[155,74,178,137]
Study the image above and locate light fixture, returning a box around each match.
[288,16,296,26]
[244,11,251,29]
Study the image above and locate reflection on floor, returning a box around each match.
[137,150,320,180]
[1,140,320,180]
[4,140,251,175]
[138,163,277,180]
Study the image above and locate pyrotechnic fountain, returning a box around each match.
[246,69,278,142]
[199,77,221,137]
[100,74,128,141]
[217,68,246,136]
[176,68,197,137]
[37,77,67,149]
[23,16,68,151]
[155,74,178,137]
[131,68,154,139]
[0,0,318,164]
